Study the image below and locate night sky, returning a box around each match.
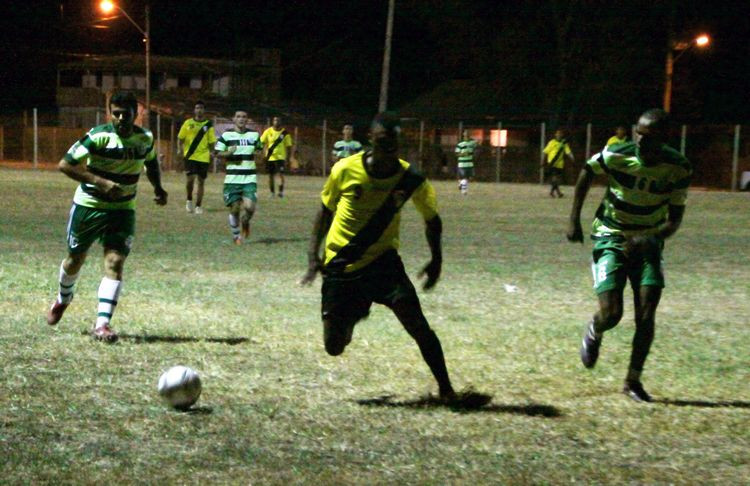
[1,1,748,122]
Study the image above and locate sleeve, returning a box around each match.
[207,125,217,144]
[354,141,362,151]
[214,135,227,152]
[669,164,692,206]
[564,143,572,155]
[63,133,93,165]
[543,141,554,156]
[320,165,342,211]
[255,135,263,150]
[145,134,157,163]
[455,143,461,154]
[411,180,439,221]
[586,150,607,176]
[285,133,294,147]
[177,122,187,141]
[260,129,269,146]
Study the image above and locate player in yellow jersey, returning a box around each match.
[260,116,293,198]
[178,101,217,214]
[300,113,491,408]
[606,126,628,147]
[542,129,574,198]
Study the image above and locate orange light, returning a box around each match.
[99,0,115,14]
[695,34,710,47]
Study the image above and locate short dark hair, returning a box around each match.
[234,109,248,115]
[195,100,205,107]
[109,91,138,114]
[371,112,400,136]
[639,108,670,132]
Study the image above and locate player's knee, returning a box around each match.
[323,319,353,356]
[599,306,623,329]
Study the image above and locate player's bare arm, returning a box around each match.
[300,205,333,286]
[624,204,685,256]
[418,214,442,290]
[216,145,237,158]
[59,158,124,200]
[145,158,168,206]
[567,168,594,243]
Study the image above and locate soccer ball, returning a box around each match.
[157,366,202,410]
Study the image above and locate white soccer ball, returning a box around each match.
[158,366,202,410]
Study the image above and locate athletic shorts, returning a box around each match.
[185,159,209,179]
[266,159,286,175]
[546,167,563,180]
[65,204,135,256]
[457,166,474,179]
[223,182,257,206]
[591,236,664,294]
[321,250,418,324]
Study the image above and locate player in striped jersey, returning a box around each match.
[47,91,168,342]
[567,109,692,402]
[215,110,263,244]
[455,130,478,195]
[300,113,491,408]
[331,123,362,166]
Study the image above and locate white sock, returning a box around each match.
[228,213,240,239]
[96,277,122,329]
[57,261,79,304]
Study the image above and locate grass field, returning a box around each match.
[1,168,748,485]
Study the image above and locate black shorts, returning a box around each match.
[546,167,563,180]
[185,159,209,179]
[266,159,286,175]
[321,250,419,324]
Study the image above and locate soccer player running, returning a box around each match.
[47,91,168,342]
[215,110,263,245]
[567,108,692,402]
[178,101,217,214]
[455,129,478,195]
[542,129,574,198]
[300,112,490,407]
[260,116,293,198]
[331,123,362,166]
[607,125,629,147]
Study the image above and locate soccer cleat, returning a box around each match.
[278,192,284,198]
[623,381,652,403]
[92,324,118,343]
[186,201,194,213]
[440,388,493,409]
[580,321,601,369]
[241,224,250,239]
[46,300,69,326]
[233,236,242,246]
[194,206,204,215]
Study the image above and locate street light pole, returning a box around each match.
[663,34,710,113]
[378,0,395,112]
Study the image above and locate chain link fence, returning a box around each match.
[2,109,748,191]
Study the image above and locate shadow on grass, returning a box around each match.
[252,237,307,245]
[355,395,562,417]
[183,406,213,415]
[79,331,248,345]
[656,398,750,409]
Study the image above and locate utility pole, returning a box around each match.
[378,0,395,112]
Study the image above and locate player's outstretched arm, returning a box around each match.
[145,158,168,206]
[299,205,333,286]
[567,168,594,243]
[418,215,442,290]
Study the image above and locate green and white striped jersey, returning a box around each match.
[215,129,262,185]
[455,139,478,168]
[332,139,363,160]
[586,142,692,238]
[63,123,156,210]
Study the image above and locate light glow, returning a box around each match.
[99,0,115,14]
[695,34,710,47]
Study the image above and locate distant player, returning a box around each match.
[260,116,293,198]
[455,129,478,195]
[542,129,574,198]
[215,110,263,245]
[300,112,491,408]
[331,123,362,166]
[47,91,168,342]
[607,126,628,147]
[178,101,216,214]
[567,108,692,402]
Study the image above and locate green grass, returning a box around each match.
[1,168,748,484]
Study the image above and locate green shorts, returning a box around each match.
[591,236,664,294]
[65,204,135,255]
[321,250,418,324]
[223,183,257,206]
[457,166,474,178]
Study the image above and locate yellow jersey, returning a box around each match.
[321,152,438,273]
[607,135,627,146]
[543,139,572,169]
[260,127,294,162]
[177,118,217,163]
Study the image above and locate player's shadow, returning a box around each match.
[252,236,307,245]
[355,395,562,417]
[183,406,213,415]
[80,330,248,345]
[655,398,750,409]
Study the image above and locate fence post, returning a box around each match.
[0,126,4,160]
[418,119,424,170]
[33,108,38,169]
[52,127,58,162]
[170,119,176,170]
[731,124,740,191]
[96,110,101,126]
[539,122,546,184]
[156,113,161,167]
[458,121,463,141]
[322,119,327,178]
[585,123,592,161]
[213,116,218,174]
[680,125,687,155]
[294,126,299,173]
[495,122,502,183]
